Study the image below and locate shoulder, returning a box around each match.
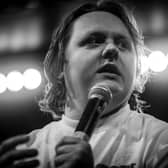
[127,111,168,167]
[130,110,168,137]
[139,113,168,167]
[123,109,168,144]
[142,112,168,137]
[140,112,168,150]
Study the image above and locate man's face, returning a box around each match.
[64,11,137,114]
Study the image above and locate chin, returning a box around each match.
[104,92,129,111]
[91,78,124,94]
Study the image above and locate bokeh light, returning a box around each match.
[7,71,24,92]
[148,51,168,72]
[23,68,42,90]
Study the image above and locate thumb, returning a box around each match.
[74,131,89,141]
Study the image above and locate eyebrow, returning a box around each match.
[80,30,132,42]
[80,31,106,40]
[114,33,132,43]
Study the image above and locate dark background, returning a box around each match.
[0,0,168,143]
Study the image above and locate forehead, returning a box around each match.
[70,11,131,40]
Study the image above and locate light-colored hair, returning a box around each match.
[39,0,150,119]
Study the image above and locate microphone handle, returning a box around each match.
[75,96,106,138]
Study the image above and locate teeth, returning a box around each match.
[103,60,111,65]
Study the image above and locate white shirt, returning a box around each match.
[24,104,168,168]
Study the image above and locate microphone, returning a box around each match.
[75,85,113,138]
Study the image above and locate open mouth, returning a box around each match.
[96,63,121,76]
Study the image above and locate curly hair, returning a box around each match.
[39,0,150,119]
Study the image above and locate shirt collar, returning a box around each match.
[61,114,79,129]
[62,103,131,130]
[96,103,131,129]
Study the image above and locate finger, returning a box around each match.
[54,153,71,167]
[74,131,89,141]
[55,136,81,153]
[56,144,75,155]
[14,159,40,168]
[11,149,38,160]
[56,136,81,148]
[0,135,29,156]
[56,162,73,168]
[0,149,38,166]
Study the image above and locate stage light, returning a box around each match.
[0,73,7,93]
[7,71,24,92]
[23,68,42,90]
[148,51,168,72]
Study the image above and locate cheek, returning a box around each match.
[122,53,137,87]
[68,50,99,82]
[64,49,100,102]
[127,56,137,86]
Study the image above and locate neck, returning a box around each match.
[100,101,128,119]
[65,94,87,120]
[64,103,83,120]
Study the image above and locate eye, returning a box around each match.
[115,38,132,51]
[88,35,104,45]
[79,33,106,48]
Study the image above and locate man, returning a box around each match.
[0,0,168,168]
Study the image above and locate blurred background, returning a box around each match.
[0,0,168,143]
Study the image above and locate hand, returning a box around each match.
[54,134,94,168]
[0,135,39,168]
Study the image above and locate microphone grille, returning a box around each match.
[88,85,113,104]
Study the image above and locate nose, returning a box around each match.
[102,43,119,61]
